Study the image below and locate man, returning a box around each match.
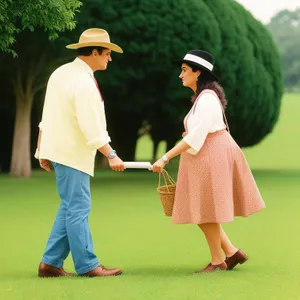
[35,28,125,277]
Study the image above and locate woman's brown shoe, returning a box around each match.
[225,249,248,270]
[194,262,227,273]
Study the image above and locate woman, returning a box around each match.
[152,50,265,273]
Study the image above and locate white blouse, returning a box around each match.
[183,90,226,155]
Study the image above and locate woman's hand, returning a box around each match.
[152,158,166,173]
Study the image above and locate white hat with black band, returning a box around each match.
[181,50,218,82]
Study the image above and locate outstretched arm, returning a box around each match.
[152,140,190,173]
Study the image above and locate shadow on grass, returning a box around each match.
[124,266,230,277]
[1,267,242,280]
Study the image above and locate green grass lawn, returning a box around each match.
[0,93,300,300]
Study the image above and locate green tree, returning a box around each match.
[0,0,81,55]
[0,0,283,173]
[267,9,300,90]
[201,0,283,146]
[0,0,81,177]
[228,1,283,146]
[69,0,282,157]
[63,0,221,161]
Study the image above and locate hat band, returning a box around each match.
[183,54,213,71]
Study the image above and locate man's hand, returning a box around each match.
[108,156,125,172]
[39,159,52,172]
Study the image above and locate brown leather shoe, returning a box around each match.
[38,262,74,277]
[225,249,248,270]
[194,262,227,273]
[80,265,122,277]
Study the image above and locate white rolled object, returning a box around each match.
[124,162,152,170]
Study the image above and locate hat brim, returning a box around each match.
[66,42,123,53]
[180,59,218,82]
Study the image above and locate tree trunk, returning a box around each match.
[9,54,49,177]
[10,95,33,177]
[9,64,38,178]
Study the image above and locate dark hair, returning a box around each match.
[188,63,227,111]
[77,46,107,56]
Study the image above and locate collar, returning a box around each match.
[73,57,94,76]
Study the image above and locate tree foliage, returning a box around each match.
[267,9,300,90]
[65,0,282,157]
[0,0,81,177]
[63,0,222,160]
[0,0,284,173]
[0,0,82,55]
[222,1,283,146]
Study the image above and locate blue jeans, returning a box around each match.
[41,162,99,274]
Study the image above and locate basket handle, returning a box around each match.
[158,170,176,189]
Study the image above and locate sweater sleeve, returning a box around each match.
[183,93,218,153]
[74,80,111,150]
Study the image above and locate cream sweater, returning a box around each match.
[39,58,111,176]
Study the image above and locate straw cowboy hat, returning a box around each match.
[180,50,218,82]
[66,28,123,53]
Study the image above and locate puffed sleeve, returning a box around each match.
[183,93,218,154]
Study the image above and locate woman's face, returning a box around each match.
[179,63,200,90]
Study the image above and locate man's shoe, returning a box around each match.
[194,262,227,273]
[80,265,122,277]
[38,262,74,277]
[225,249,248,270]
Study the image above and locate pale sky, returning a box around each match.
[235,0,300,23]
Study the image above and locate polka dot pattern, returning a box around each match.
[172,130,266,224]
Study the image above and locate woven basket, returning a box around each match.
[157,170,176,216]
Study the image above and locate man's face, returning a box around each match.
[94,48,112,70]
